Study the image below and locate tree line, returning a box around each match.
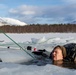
[0,24,76,33]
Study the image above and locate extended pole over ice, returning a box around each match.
[0,30,36,59]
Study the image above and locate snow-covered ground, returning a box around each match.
[0,33,76,75]
[0,17,27,26]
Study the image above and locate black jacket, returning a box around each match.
[63,43,76,61]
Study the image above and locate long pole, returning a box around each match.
[0,30,36,59]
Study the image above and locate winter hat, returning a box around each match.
[53,45,66,58]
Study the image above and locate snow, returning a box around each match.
[0,33,76,75]
[0,17,27,26]
[0,48,33,63]
[0,63,76,75]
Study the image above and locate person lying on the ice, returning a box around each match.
[49,43,76,62]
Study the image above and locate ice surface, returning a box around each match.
[0,33,76,75]
[0,63,76,75]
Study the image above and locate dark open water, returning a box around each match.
[21,57,76,70]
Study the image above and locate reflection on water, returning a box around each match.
[53,60,76,69]
[21,58,76,70]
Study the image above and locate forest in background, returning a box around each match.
[0,24,76,33]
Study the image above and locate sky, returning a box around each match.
[0,0,76,24]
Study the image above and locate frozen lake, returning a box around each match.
[0,33,76,75]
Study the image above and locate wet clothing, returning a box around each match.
[64,43,76,61]
[32,43,76,62]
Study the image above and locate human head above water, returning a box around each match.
[52,45,66,61]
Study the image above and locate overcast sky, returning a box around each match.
[0,0,76,24]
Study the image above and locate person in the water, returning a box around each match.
[27,43,76,68]
[49,43,76,62]
[27,43,76,62]
[49,43,76,69]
